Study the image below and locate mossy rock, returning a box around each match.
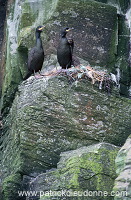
[27,143,120,200]
[2,174,22,200]
[1,74,131,175]
[113,135,131,200]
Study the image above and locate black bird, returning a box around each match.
[57,27,74,69]
[68,38,74,54]
[23,25,45,80]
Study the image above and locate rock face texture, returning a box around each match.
[0,0,8,95]
[28,0,118,66]
[0,0,130,200]
[1,75,131,200]
[1,0,118,114]
[28,143,119,200]
[113,135,131,200]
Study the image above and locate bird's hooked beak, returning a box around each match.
[66,28,73,32]
[38,26,45,31]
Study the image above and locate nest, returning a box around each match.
[40,65,119,94]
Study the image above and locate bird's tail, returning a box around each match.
[23,71,32,80]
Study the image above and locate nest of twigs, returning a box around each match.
[41,65,119,95]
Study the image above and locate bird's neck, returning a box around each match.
[36,32,43,49]
[61,33,67,38]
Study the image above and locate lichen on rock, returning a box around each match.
[0,1,130,200]
[27,143,119,200]
[1,73,131,199]
[113,135,131,200]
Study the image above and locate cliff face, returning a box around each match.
[113,135,131,200]
[0,0,8,97]
[2,74,131,199]
[0,0,130,200]
[0,0,130,115]
[1,0,118,115]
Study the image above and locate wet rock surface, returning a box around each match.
[0,0,7,95]
[46,0,117,67]
[0,1,131,200]
[1,73,131,199]
[27,143,119,200]
[113,135,131,200]
[1,0,118,113]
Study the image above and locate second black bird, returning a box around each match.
[57,27,74,69]
[23,25,45,80]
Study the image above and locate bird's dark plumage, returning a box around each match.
[23,25,45,80]
[57,27,74,69]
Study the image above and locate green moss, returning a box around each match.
[1,22,27,114]
[37,144,119,200]
[80,153,103,172]
[69,173,80,189]
[107,9,117,69]
[53,144,119,193]
[18,26,33,48]
[59,158,80,188]
[2,173,22,200]
[19,2,36,29]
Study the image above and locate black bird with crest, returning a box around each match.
[23,25,45,80]
[57,27,74,69]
